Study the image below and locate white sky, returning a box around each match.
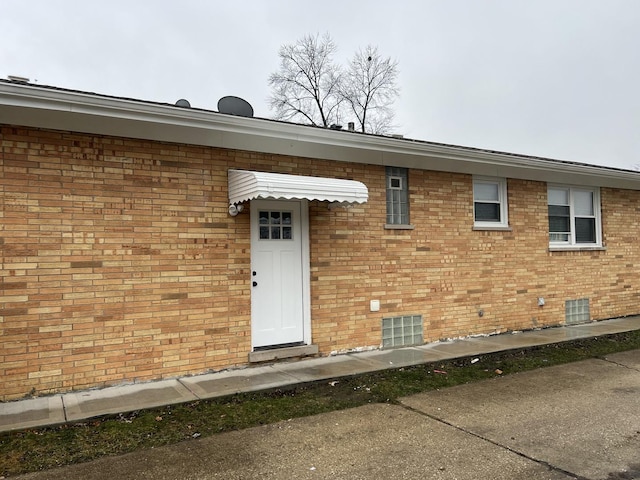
[2,0,640,170]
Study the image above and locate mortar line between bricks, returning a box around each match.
[398,403,590,480]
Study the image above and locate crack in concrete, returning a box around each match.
[399,403,590,480]
[599,356,640,373]
[177,378,201,399]
[60,394,68,422]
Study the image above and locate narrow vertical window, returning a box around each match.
[386,167,409,226]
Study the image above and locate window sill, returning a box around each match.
[384,224,415,230]
[548,245,607,252]
[472,225,512,232]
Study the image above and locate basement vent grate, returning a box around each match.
[565,298,590,324]
[382,315,423,348]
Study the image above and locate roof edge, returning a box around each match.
[2,80,640,190]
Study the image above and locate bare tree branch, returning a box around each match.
[269,36,400,134]
[268,33,342,127]
[340,45,399,134]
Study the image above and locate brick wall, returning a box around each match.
[1,125,639,399]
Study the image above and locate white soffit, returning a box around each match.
[228,169,369,205]
[3,81,640,191]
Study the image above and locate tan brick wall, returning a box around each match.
[1,125,639,399]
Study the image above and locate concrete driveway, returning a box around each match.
[15,350,640,480]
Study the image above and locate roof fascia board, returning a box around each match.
[2,82,640,190]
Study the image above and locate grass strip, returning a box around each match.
[1,330,640,476]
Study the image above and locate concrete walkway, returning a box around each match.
[2,316,639,433]
[13,346,640,479]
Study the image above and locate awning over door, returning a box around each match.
[228,169,368,205]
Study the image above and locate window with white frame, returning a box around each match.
[548,185,601,246]
[386,167,409,225]
[473,177,508,228]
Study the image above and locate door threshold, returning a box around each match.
[249,344,319,363]
[253,341,305,352]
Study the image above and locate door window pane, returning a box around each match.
[258,210,294,240]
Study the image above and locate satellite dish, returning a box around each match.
[175,99,191,108]
[217,96,254,118]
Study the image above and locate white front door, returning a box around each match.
[250,200,305,348]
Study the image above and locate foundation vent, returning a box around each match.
[565,298,590,324]
[382,315,423,348]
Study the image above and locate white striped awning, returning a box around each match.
[228,169,368,205]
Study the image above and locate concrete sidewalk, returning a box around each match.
[13,347,640,479]
[2,316,639,433]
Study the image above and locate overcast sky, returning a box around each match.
[2,0,640,170]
